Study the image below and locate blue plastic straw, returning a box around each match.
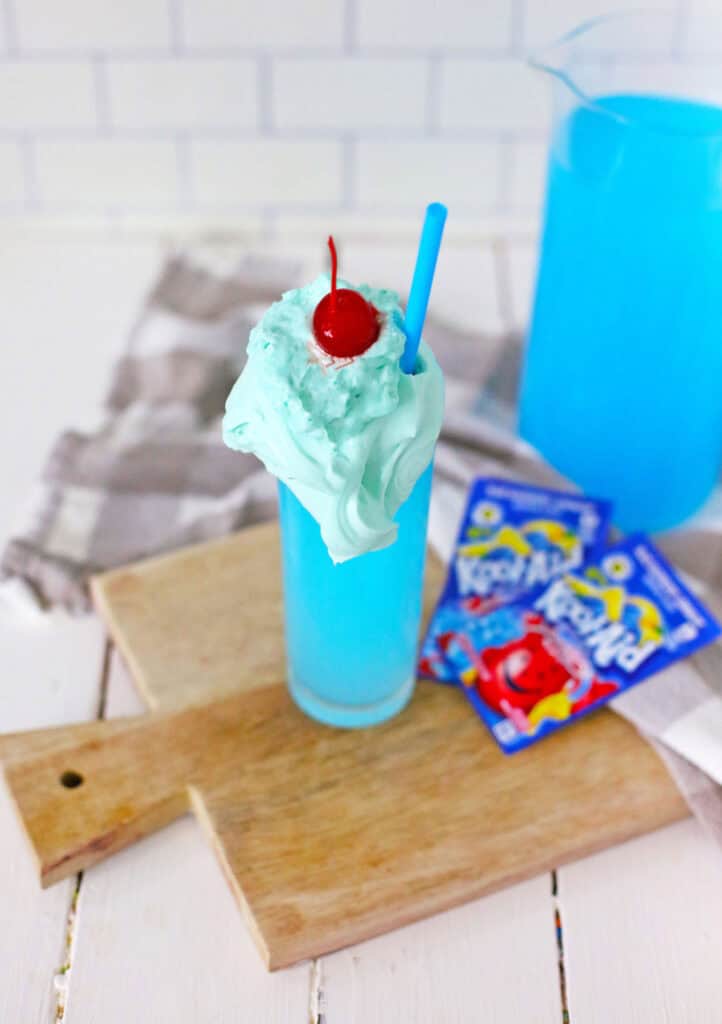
[400,202,448,375]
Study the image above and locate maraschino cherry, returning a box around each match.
[312,236,381,358]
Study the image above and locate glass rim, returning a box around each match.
[529,8,722,139]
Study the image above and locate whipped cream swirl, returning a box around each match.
[223,274,444,562]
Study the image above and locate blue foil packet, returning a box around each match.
[437,535,721,754]
[418,478,612,683]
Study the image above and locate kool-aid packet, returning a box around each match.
[418,478,612,684]
[443,535,720,754]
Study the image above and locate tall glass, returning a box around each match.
[520,11,722,533]
[278,463,433,728]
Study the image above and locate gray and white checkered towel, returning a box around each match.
[4,252,722,843]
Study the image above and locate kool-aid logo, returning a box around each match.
[534,577,661,673]
[455,500,585,598]
[455,545,582,599]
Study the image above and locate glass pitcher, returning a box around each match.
[520,10,722,533]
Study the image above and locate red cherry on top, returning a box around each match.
[312,236,381,359]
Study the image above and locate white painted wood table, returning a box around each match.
[2,232,722,1024]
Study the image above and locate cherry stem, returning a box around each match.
[327,235,338,314]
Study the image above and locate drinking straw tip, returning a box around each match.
[400,203,448,374]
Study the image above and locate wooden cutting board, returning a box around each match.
[3,523,688,970]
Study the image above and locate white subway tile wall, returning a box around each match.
[181,0,345,50]
[439,60,550,134]
[34,141,180,206]
[0,62,97,130]
[357,0,512,50]
[357,140,499,208]
[0,0,698,231]
[107,60,258,130]
[0,142,25,204]
[685,0,722,54]
[509,141,547,213]
[273,58,427,131]
[191,140,343,205]
[15,0,172,51]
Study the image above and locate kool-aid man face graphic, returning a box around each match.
[478,630,572,714]
[502,648,532,684]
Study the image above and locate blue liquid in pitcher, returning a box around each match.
[520,94,722,533]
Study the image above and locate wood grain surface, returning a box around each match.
[4,519,689,972]
[91,522,317,709]
[91,521,446,709]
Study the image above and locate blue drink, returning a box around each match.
[278,463,433,728]
[521,92,722,533]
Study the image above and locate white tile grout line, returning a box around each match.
[257,53,274,135]
[425,51,441,136]
[95,637,113,721]
[51,638,113,1023]
[19,135,38,209]
[551,871,571,1024]
[510,0,526,55]
[53,873,83,1023]
[0,194,517,215]
[309,957,325,1024]
[92,54,112,134]
[176,45,515,59]
[496,134,515,215]
[0,209,535,237]
[176,134,193,204]
[341,136,356,210]
[5,42,722,61]
[1,0,16,53]
[0,125,546,143]
[168,0,183,54]
[344,0,357,55]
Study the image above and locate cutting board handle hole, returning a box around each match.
[59,770,84,789]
